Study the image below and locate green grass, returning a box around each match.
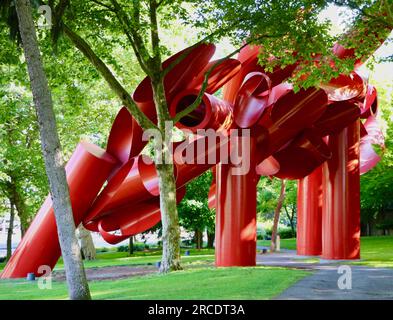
[54,248,215,270]
[258,236,393,268]
[0,267,309,300]
[257,238,297,250]
[353,236,393,268]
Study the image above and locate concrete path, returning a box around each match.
[256,249,393,300]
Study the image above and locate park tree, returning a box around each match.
[270,179,286,252]
[8,0,90,300]
[76,225,96,260]
[282,180,298,236]
[257,177,298,238]
[178,171,215,249]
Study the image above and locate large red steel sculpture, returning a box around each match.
[1,30,387,278]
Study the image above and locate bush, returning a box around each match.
[117,242,149,252]
[376,220,393,230]
[263,226,295,239]
[279,227,296,239]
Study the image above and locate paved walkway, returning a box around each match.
[256,249,393,300]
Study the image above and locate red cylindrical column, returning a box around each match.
[215,135,258,266]
[297,166,323,256]
[321,120,361,260]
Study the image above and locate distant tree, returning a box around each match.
[282,180,298,236]
[257,177,297,237]
[6,202,15,261]
[271,179,286,252]
[76,225,96,261]
[178,171,215,249]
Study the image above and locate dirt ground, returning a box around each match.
[52,265,157,281]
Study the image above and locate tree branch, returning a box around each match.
[51,0,70,44]
[331,0,393,29]
[89,0,114,11]
[110,0,153,75]
[162,20,242,78]
[63,25,157,130]
[149,0,161,64]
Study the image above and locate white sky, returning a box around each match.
[214,4,393,84]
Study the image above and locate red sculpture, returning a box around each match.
[0,34,386,278]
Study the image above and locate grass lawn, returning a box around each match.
[257,238,297,250]
[258,236,393,268]
[0,249,214,272]
[353,236,393,268]
[54,248,215,270]
[0,267,309,300]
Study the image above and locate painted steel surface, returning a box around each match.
[2,32,388,277]
[297,166,323,256]
[1,142,117,278]
[321,120,361,259]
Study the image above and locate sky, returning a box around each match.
[319,4,393,83]
[214,4,393,84]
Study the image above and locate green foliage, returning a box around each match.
[0,29,48,221]
[178,170,215,234]
[261,225,296,239]
[117,242,149,252]
[360,82,393,221]
[257,177,297,228]
[376,220,393,230]
[189,0,391,88]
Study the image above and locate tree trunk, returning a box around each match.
[9,179,29,237]
[284,205,295,237]
[129,236,134,255]
[76,225,96,260]
[207,231,215,249]
[156,162,182,272]
[15,0,90,300]
[271,179,286,252]
[151,76,182,273]
[6,201,15,262]
[194,230,203,249]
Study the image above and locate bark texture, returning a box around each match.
[15,0,90,300]
[76,225,96,260]
[207,231,215,249]
[9,179,29,236]
[6,201,15,262]
[271,179,286,252]
[129,236,134,255]
[194,230,203,249]
[151,76,182,273]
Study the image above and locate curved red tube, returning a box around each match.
[170,89,233,131]
[273,129,331,180]
[1,142,117,278]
